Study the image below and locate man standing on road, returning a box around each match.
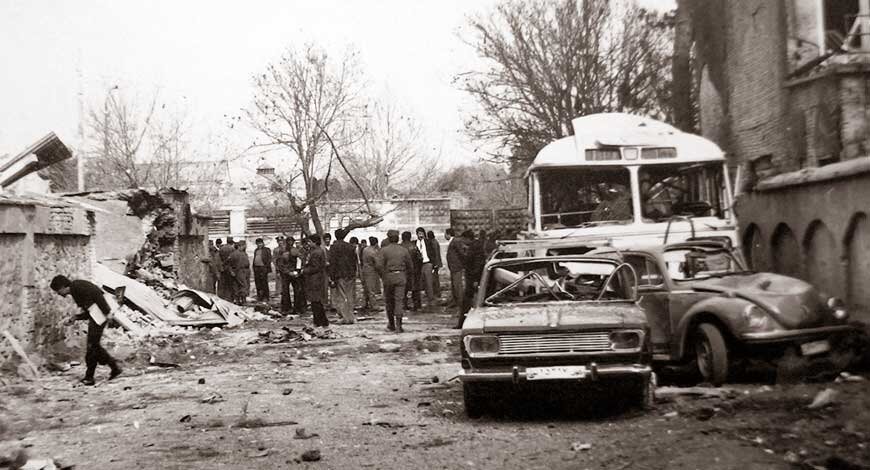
[273,236,285,299]
[361,236,380,311]
[427,230,442,299]
[50,275,122,386]
[377,230,413,333]
[286,237,306,314]
[400,231,423,312]
[416,227,436,307]
[303,234,329,327]
[252,238,272,302]
[218,236,236,300]
[230,240,251,304]
[462,230,485,318]
[445,228,467,328]
[204,239,222,294]
[328,229,358,324]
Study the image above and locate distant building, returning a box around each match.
[694,0,870,318]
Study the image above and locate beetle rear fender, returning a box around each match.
[674,297,749,359]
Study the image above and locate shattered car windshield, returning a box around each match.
[539,167,633,230]
[639,162,725,222]
[663,248,745,281]
[483,259,635,304]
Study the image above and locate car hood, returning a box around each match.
[467,302,646,333]
[691,273,825,328]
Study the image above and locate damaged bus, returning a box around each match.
[526,113,737,246]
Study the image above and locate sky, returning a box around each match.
[0,0,675,172]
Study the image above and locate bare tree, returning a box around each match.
[344,97,438,198]
[459,0,674,167]
[247,44,375,235]
[84,87,193,190]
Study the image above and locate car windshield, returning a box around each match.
[539,167,633,230]
[663,248,746,281]
[483,259,636,305]
[639,162,725,222]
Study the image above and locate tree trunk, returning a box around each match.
[672,0,695,132]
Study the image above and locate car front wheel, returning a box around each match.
[695,323,729,386]
[463,382,487,418]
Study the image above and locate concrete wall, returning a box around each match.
[737,171,870,321]
[0,200,94,364]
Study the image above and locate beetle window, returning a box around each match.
[625,254,664,287]
[663,249,742,281]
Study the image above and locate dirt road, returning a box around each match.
[2,311,868,469]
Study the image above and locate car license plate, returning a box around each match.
[800,340,830,356]
[526,366,588,381]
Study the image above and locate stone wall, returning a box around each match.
[0,199,94,364]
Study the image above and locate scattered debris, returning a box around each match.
[282,388,293,396]
[251,326,338,344]
[247,449,271,458]
[402,437,455,450]
[835,372,865,383]
[378,343,402,353]
[198,378,205,385]
[148,356,180,368]
[3,330,40,380]
[655,386,738,400]
[294,428,319,440]
[571,442,592,452]
[807,388,838,409]
[300,449,321,462]
[21,458,60,470]
[201,393,225,404]
[662,411,679,418]
[179,415,192,423]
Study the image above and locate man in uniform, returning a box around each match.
[218,237,236,300]
[229,240,250,304]
[252,238,272,302]
[286,236,306,314]
[445,228,467,328]
[377,230,413,333]
[50,275,122,385]
[303,234,329,327]
[462,230,485,318]
[361,236,381,311]
[204,239,222,294]
[328,228,358,324]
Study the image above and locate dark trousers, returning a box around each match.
[253,266,270,301]
[291,277,306,313]
[85,319,119,380]
[384,272,406,330]
[311,301,328,327]
[462,270,480,315]
[280,272,292,313]
[450,270,465,325]
[218,271,234,300]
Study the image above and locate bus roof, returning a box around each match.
[527,113,725,173]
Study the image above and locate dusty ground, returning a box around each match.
[2,307,869,470]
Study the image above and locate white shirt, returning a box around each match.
[417,238,430,264]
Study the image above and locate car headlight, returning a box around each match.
[742,304,770,330]
[463,335,500,357]
[827,297,848,321]
[610,331,640,350]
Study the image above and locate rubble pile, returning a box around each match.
[252,326,339,344]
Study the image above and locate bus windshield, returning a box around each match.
[539,167,633,230]
[639,162,725,222]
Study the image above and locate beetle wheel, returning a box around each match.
[694,323,729,386]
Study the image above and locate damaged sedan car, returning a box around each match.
[459,256,653,418]
[587,240,856,385]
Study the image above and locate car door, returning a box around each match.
[624,253,671,358]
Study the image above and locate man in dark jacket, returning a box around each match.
[286,237,306,314]
[462,230,486,318]
[328,229,358,324]
[427,230,442,298]
[273,236,285,299]
[303,234,329,327]
[252,238,272,302]
[229,241,250,304]
[376,230,413,332]
[204,239,222,294]
[50,275,122,385]
[445,228,467,327]
[416,227,437,306]
[400,231,423,311]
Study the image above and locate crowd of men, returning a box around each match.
[203,227,498,332]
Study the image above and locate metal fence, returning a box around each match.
[449,207,528,235]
